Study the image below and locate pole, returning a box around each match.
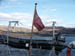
[28,25,33,56]
[7,21,19,55]
[28,3,37,56]
[53,21,56,40]
[7,21,11,55]
[51,21,56,56]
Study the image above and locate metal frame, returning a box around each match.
[7,21,19,55]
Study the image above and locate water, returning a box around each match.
[0,36,75,56]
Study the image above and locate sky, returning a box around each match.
[0,0,75,29]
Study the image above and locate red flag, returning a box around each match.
[33,5,45,31]
[66,48,71,56]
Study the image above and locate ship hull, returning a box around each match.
[0,35,66,51]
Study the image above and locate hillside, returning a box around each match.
[0,25,31,37]
[0,25,31,32]
[0,25,75,37]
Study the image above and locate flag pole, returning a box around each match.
[28,3,37,56]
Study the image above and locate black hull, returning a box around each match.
[0,35,66,51]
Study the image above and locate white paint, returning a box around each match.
[25,43,29,47]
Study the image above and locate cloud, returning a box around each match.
[64,24,75,28]
[0,2,9,8]
[45,19,64,26]
[0,12,33,21]
[43,8,57,12]
[41,6,57,12]
[10,13,33,24]
[0,5,9,8]
[8,0,18,2]
[40,14,64,26]
[0,13,11,21]
[48,9,56,12]
[8,0,24,4]
[0,12,33,28]
[27,24,32,27]
[0,12,65,28]
[11,13,32,19]
[0,13,11,17]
